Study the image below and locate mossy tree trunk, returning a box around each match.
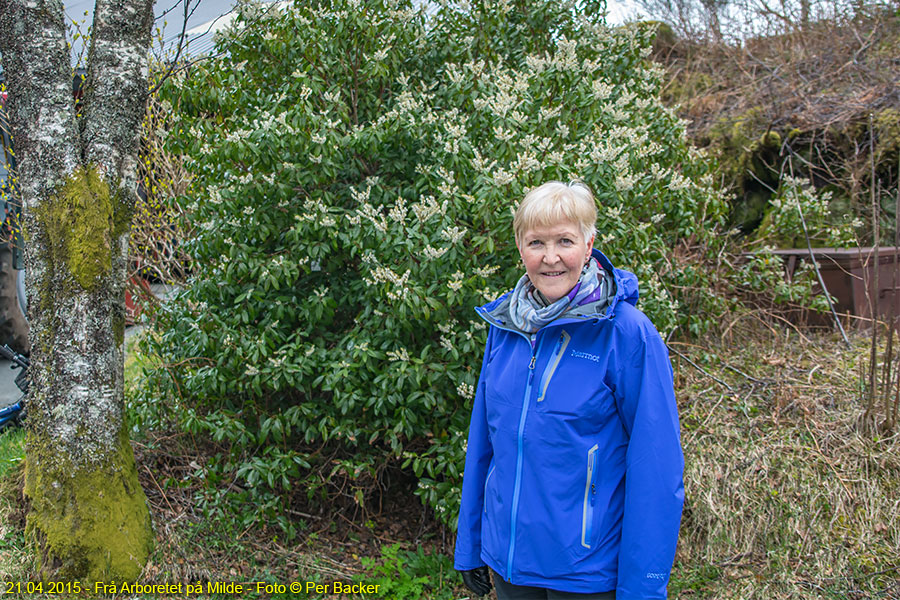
[0,0,154,580]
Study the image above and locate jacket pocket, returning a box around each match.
[537,330,571,402]
[483,464,495,513]
[581,443,599,549]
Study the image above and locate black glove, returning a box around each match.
[459,565,492,597]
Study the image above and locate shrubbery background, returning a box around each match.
[134,0,853,534]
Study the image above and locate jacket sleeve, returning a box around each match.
[454,327,495,571]
[611,322,685,599]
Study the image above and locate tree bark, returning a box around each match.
[0,0,154,580]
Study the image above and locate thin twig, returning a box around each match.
[882,178,896,431]
[866,114,879,423]
[893,153,900,431]
[786,156,852,348]
[666,343,734,391]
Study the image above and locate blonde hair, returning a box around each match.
[514,181,598,246]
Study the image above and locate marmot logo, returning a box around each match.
[570,349,601,363]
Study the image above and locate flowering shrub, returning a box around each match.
[758,175,860,248]
[137,0,829,528]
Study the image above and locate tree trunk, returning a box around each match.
[0,0,154,580]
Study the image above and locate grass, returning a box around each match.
[0,430,29,585]
[0,426,24,480]
[1,322,899,598]
[669,323,900,599]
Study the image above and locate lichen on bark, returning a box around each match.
[24,423,153,581]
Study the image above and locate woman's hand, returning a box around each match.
[458,566,492,596]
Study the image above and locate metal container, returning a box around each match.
[757,247,900,327]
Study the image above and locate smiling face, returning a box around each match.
[517,221,595,303]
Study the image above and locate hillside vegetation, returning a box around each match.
[653,6,900,240]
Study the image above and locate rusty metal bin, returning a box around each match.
[751,247,900,328]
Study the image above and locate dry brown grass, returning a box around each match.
[672,321,900,598]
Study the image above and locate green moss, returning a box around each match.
[759,130,781,149]
[34,166,115,292]
[874,108,900,158]
[23,424,153,581]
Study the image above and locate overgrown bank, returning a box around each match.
[654,7,900,240]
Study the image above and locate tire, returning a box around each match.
[0,246,28,354]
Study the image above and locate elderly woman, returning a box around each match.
[454,181,684,599]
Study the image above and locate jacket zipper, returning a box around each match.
[537,330,571,402]
[506,335,541,581]
[581,443,599,548]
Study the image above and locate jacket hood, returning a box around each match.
[477,248,640,330]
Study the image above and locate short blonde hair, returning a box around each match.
[514,181,598,246]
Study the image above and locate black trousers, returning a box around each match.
[491,570,616,600]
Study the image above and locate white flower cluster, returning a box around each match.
[226,128,253,144]
[206,185,224,205]
[447,271,464,292]
[615,171,637,192]
[474,265,500,278]
[362,255,411,301]
[437,320,457,334]
[412,195,446,222]
[456,382,474,400]
[441,226,467,244]
[513,150,540,174]
[438,180,459,198]
[493,168,516,187]
[356,203,387,233]
[445,63,465,85]
[539,105,561,122]
[423,245,449,260]
[471,149,497,175]
[294,198,334,228]
[388,196,408,223]
[667,171,690,192]
[387,347,410,362]
[367,47,390,63]
[553,36,579,70]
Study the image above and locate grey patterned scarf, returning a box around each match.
[509,257,606,334]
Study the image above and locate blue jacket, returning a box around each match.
[454,249,684,598]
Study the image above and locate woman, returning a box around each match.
[454,181,684,599]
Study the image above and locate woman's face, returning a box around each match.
[517,221,594,303]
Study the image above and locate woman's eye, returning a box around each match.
[560,238,574,245]
[529,240,543,246]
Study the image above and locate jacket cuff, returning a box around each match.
[453,553,486,571]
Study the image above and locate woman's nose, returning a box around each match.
[542,245,560,264]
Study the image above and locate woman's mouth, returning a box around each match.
[542,271,565,277]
